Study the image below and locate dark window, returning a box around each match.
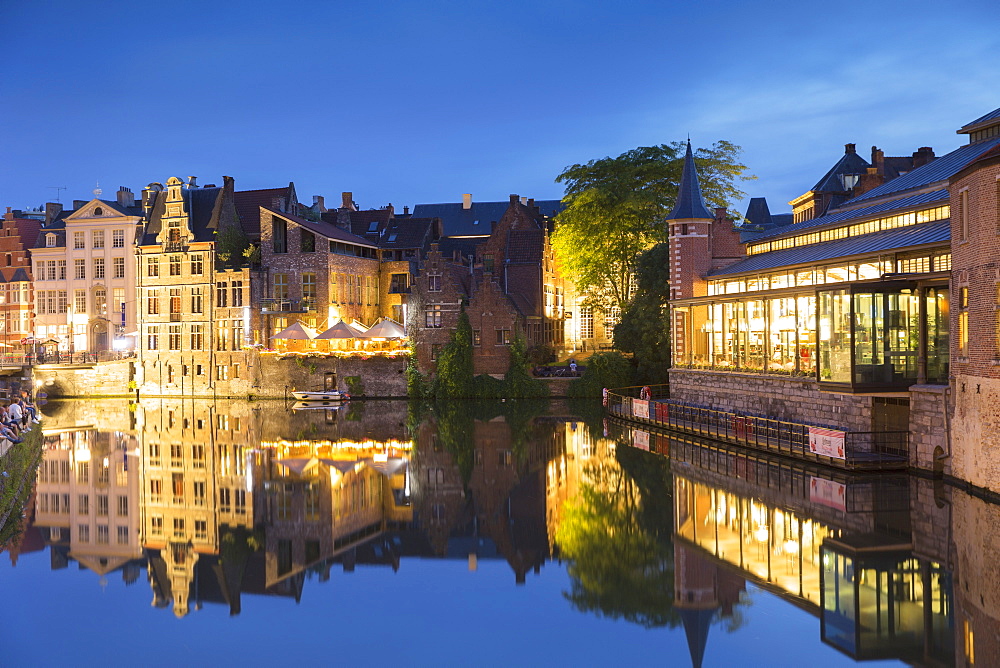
[301,230,315,253]
[273,218,287,254]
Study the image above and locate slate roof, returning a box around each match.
[412,199,562,236]
[377,217,439,250]
[235,185,295,237]
[142,186,227,245]
[0,267,30,283]
[667,140,714,221]
[5,217,42,249]
[711,219,950,277]
[264,207,376,247]
[843,136,1000,205]
[958,106,1000,134]
[739,189,950,243]
[92,199,143,218]
[811,149,870,193]
[437,235,487,260]
[33,229,66,249]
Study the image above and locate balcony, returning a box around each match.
[260,298,308,314]
[163,241,187,252]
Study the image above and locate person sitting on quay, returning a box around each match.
[7,398,26,429]
[0,421,22,444]
[0,403,22,436]
[20,391,40,423]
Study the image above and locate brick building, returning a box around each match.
[668,106,1000,475]
[0,207,41,353]
[947,108,1000,492]
[409,195,568,375]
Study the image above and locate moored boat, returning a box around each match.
[291,390,347,402]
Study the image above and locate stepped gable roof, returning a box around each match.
[235,184,296,237]
[958,106,1000,135]
[412,199,562,236]
[811,146,871,193]
[712,219,950,277]
[739,189,949,243]
[667,140,714,221]
[142,185,226,245]
[844,136,1000,205]
[263,207,376,247]
[5,216,42,249]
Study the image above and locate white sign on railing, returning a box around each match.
[633,399,649,419]
[808,426,846,460]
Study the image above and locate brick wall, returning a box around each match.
[953,488,1000,667]
[949,148,1000,492]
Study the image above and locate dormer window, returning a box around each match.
[841,174,860,190]
[368,222,379,233]
[45,234,56,248]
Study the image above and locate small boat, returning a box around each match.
[292,401,345,411]
[291,390,348,402]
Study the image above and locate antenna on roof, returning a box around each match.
[47,186,67,202]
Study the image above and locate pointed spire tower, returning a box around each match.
[666,139,719,368]
[667,140,714,222]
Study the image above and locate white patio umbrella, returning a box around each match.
[270,322,318,340]
[359,318,406,339]
[316,319,360,340]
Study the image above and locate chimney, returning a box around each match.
[45,202,63,225]
[462,193,472,210]
[403,205,409,215]
[871,146,885,173]
[519,196,527,205]
[527,198,535,209]
[186,176,197,188]
[4,207,11,221]
[912,146,936,168]
[509,194,519,204]
[73,200,87,210]
[387,203,394,216]
[855,167,885,197]
[117,186,135,208]
[845,143,856,154]
[312,195,326,212]
[341,192,356,210]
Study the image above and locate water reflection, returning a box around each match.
[3,399,999,666]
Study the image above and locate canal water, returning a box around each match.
[0,398,987,666]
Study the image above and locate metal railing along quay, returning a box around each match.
[0,351,137,367]
[605,384,908,471]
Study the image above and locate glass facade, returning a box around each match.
[676,280,949,391]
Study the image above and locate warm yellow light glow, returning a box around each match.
[755,526,769,543]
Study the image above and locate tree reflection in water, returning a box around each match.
[556,447,682,629]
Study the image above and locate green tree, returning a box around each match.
[432,308,475,398]
[552,141,753,312]
[614,242,672,383]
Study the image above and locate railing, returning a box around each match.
[605,385,908,471]
[0,350,138,366]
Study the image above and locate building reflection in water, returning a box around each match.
[17,398,1000,668]
[624,420,956,666]
[23,399,597,616]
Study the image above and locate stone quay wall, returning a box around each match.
[668,369,874,432]
[33,353,409,399]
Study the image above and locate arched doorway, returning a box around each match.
[92,320,109,353]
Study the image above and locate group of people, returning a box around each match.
[0,392,40,444]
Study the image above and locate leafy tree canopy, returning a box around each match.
[614,242,672,383]
[552,141,753,312]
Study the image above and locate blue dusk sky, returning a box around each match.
[2,0,999,215]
